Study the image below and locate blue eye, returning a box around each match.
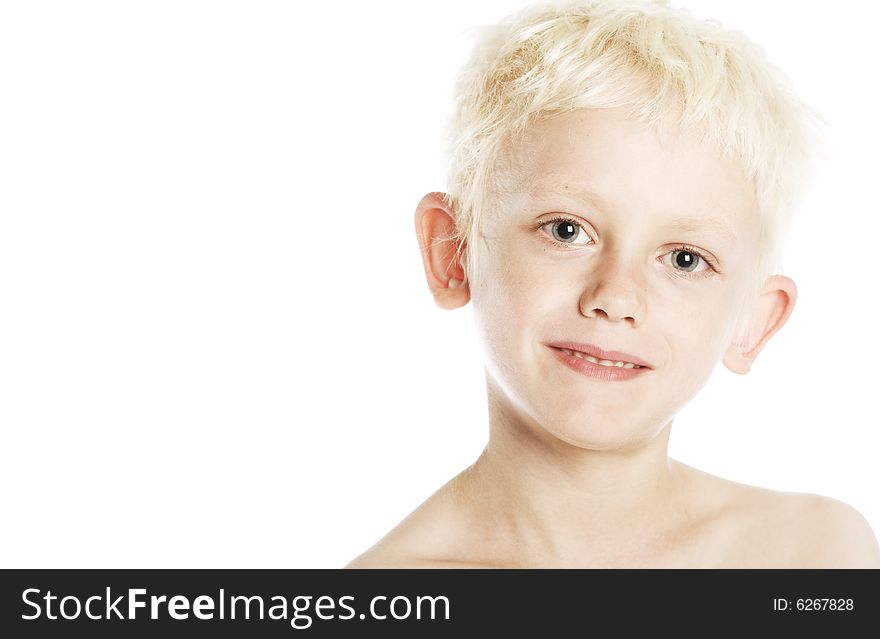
[540,217,592,246]
[672,249,700,272]
[537,217,718,278]
[663,246,715,277]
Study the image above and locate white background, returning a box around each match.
[0,1,876,568]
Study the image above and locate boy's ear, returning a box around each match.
[723,275,797,374]
[414,191,470,310]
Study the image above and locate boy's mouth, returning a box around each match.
[545,341,652,369]
[557,348,643,369]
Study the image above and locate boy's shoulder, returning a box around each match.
[344,464,880,568]
[344,551,482,569]
[694,467,880,568]
[343,473,498,569]
[766,491,880,568]
[342,523,428,569]
[343,523,480,569]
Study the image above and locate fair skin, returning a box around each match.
[346,107,880,568]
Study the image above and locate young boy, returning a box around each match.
[347,0,880,568]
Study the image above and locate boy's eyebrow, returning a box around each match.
[525,182,738,243]
[666,215,737,242]
[524,181,607,206]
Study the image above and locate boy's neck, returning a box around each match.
[460,381,690,566]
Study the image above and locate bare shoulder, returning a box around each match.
[343,470,481,569]
[783,494,880,568]
[343,549,422,569]
[342,514,440,569]
[343,551,482,569]
[674,463,880,568]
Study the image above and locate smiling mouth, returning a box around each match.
[554,347,644,369]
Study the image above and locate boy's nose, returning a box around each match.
[578,257,645,327]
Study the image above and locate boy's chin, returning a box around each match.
[539,419,663,453]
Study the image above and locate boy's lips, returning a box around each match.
[545,341,653,369]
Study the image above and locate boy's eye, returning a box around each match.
[540,218,592,245]
[663,248,710,274]
[673,249,699,271]
[538,218,717,277]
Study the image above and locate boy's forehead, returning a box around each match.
[505,109,749,192]
[493,108,758,238]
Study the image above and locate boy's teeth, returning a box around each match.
[561,348,641,368]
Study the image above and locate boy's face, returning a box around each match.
[470,108,762,448]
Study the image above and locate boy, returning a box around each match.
[347,0,880,567]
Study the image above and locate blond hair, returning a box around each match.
[441,0,826,339]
